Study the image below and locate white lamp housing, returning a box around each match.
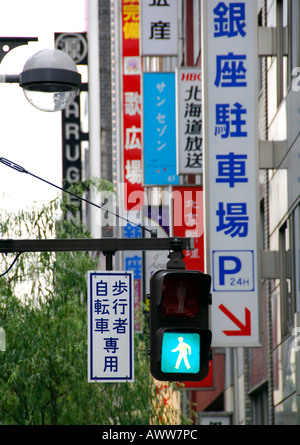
[19,48,81,112]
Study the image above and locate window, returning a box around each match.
[251,383,269,425]
[275,0,300,99]
[258,8,264,93]
[287,0,300,88]
[279,216,295,338]
[276,0,288,104]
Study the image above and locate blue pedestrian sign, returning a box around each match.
[161,332,200,374]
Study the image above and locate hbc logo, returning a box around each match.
[181,72,202,82]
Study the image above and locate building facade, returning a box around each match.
[187,0,300,426]
[248,0,300,425]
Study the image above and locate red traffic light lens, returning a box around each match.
[161,274,201,317]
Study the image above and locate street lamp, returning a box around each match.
[1,48,81,112]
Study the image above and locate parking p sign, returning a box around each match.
[212,250,254,292]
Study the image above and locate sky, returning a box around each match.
[0,0,87,212]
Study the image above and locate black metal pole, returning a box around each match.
[0,237,193,255]
[105,252,114,271]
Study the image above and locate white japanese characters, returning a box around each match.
[143,72,179,185]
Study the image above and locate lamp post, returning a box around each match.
[0,38,198,386]
[0,38,194,273]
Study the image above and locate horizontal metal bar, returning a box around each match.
[0,37,38,43]
[0,74,20,84]
[0,237,193,254]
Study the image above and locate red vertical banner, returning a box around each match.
[122,0,144,211]
[173,186,214,389]
[172,186,205,273]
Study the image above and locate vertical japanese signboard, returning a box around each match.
[142,205,170,296]
[140,0,178,56]
[122,0,144,210]
[143,72,179,185]
[172,186,205,273]
[172,186,214,390]
[176,68,203,175]
[55,32,88,224]
[202,0,261,347]
[122,223,143,332]
[88,271,134,382]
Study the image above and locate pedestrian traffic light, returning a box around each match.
[149,269,212,382]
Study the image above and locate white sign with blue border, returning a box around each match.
[202,0,261,347]
[87,271,134,382]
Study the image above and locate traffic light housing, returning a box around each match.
[149,269,212,382]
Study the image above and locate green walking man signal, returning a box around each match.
[162,332,200,374]
[149,269,212,382]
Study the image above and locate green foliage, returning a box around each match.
[0,182,186,425]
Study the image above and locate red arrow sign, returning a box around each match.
[219,304,251,336]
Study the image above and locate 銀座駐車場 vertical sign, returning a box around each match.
[201,0,261,347]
